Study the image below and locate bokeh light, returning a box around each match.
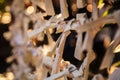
[1,12,11,24]
[25,6,35,15]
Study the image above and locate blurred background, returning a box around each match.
[0,0,13,73]
[0,0,120,79]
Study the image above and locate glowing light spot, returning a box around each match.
[56,13,62,19]
[109,66,117,74]
[109,40,114,46]
[49,28,54,34]
[42,45,51,56]
[27,29,32,33]
[60,59,64,63]
[104,36,111,48]
[87,4,92,12]
[26,6,35,15]
[42,41,55,56]
[0,77,7,80]
[1,12,11,24]
[6,72,14,80]
[114,44,120,53]
[109,61,120,74]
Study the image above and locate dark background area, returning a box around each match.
[0,23,12,73]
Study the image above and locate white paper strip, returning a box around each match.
[77,0,86,8]
[60,0,69,19]
[45,0,55,16]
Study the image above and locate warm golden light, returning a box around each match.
[0,72,14,80]
[114,44,120,53]
[27,29,33,33]
[109,61,120,74]
[104,36,111,48]
[6,72,14,80]
[1,12,11,24]
[56,13,62,19]
[42,40,55,56]
[49,28,54,34]
[26,6,35,15]
[109,66,117,74]
[42,45,51,56]
[87,4,92,12]
[0,77,7,80]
